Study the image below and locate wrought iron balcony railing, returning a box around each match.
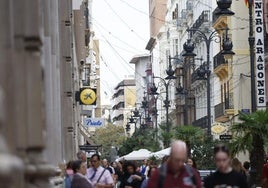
[215,95,234,118]
[191,68,206,84]
[213,52,227,70]
[192,116,209,129]
[189,10,210,36]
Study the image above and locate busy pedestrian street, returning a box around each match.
[0,0,268,187]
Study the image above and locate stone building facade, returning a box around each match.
[0,0,97,187]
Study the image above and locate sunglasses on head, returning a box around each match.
[214,144,230,155]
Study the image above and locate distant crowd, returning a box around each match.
[62,140,268,188]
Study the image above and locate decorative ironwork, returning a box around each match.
[215,102,225,118]
[213,52,226,70]
[215,95,234,118]
[189,10,210,36]
[192,116,209,129]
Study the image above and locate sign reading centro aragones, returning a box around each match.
[79,88,97,105]
[255,0,266,108]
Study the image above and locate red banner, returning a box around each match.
[245,0,254,7]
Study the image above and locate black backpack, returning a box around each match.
[158,164,196,188]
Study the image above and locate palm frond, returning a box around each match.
[230,109,268,156]
[229,134,253,155]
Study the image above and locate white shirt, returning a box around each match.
[86,166,114,188]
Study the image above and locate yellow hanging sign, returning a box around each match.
[80,88,97,105]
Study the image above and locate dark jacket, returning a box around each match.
[120,172,145,188]
[71,173,92,188]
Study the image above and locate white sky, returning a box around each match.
[92,0,150,105]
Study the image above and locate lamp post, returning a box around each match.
[151,56,176,147]
[247,0,256,112]
[125,122,131,136]
[141,92,152,127]
[183,27,235,135]
[125,108,144,134]
[133,107,142,126]
[176,57,202,125]
[129,115,136,132]
[150,82,159,141]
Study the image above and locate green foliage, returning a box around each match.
[229,110,268,186]
[148,155,159,166]
[91,123,126,159]
[159,123,173,148]
[191,137,222,170]
[118,127,160,156]
[172,125,218,169]
[173,125,204,155]
[230,110,268,154]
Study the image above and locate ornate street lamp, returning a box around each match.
[151,56,176,147]
[141,95,149,109]
[133,108,140,118]
[125,122,131,135]
[175,57,201,125]
[176,82,185,95]
[182,39,196,58]
[150,82,159,141]
[182,27,235,136]
[215,0,235,16]
[221,28,235,59]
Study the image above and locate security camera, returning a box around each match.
[80,60,85,65]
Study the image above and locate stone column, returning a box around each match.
[9,0,58,187]
[0,1,25,188]
[59,0,76,161]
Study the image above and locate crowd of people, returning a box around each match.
[62,140,268,188]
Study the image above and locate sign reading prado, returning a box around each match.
[83,118,104,127]
[255,0,266,108]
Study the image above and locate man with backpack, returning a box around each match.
[147,140,202,188]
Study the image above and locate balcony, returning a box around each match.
[214,96,234,122]
[113,114,124,122]
[213,52,228,79]
[192,116,208,129]
[212,8,228,29]
[225,96,235,116]
[191,71,199,83]
[112,89,124,99]
[112,102,125,110]
[215,102,225,120]
[189,10,210,36]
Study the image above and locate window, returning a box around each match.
[173,39,179,56]
[172,4,178,20]
[166,49,170,67]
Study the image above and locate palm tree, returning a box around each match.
[230,109,268,186]
[173,125,204,156]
